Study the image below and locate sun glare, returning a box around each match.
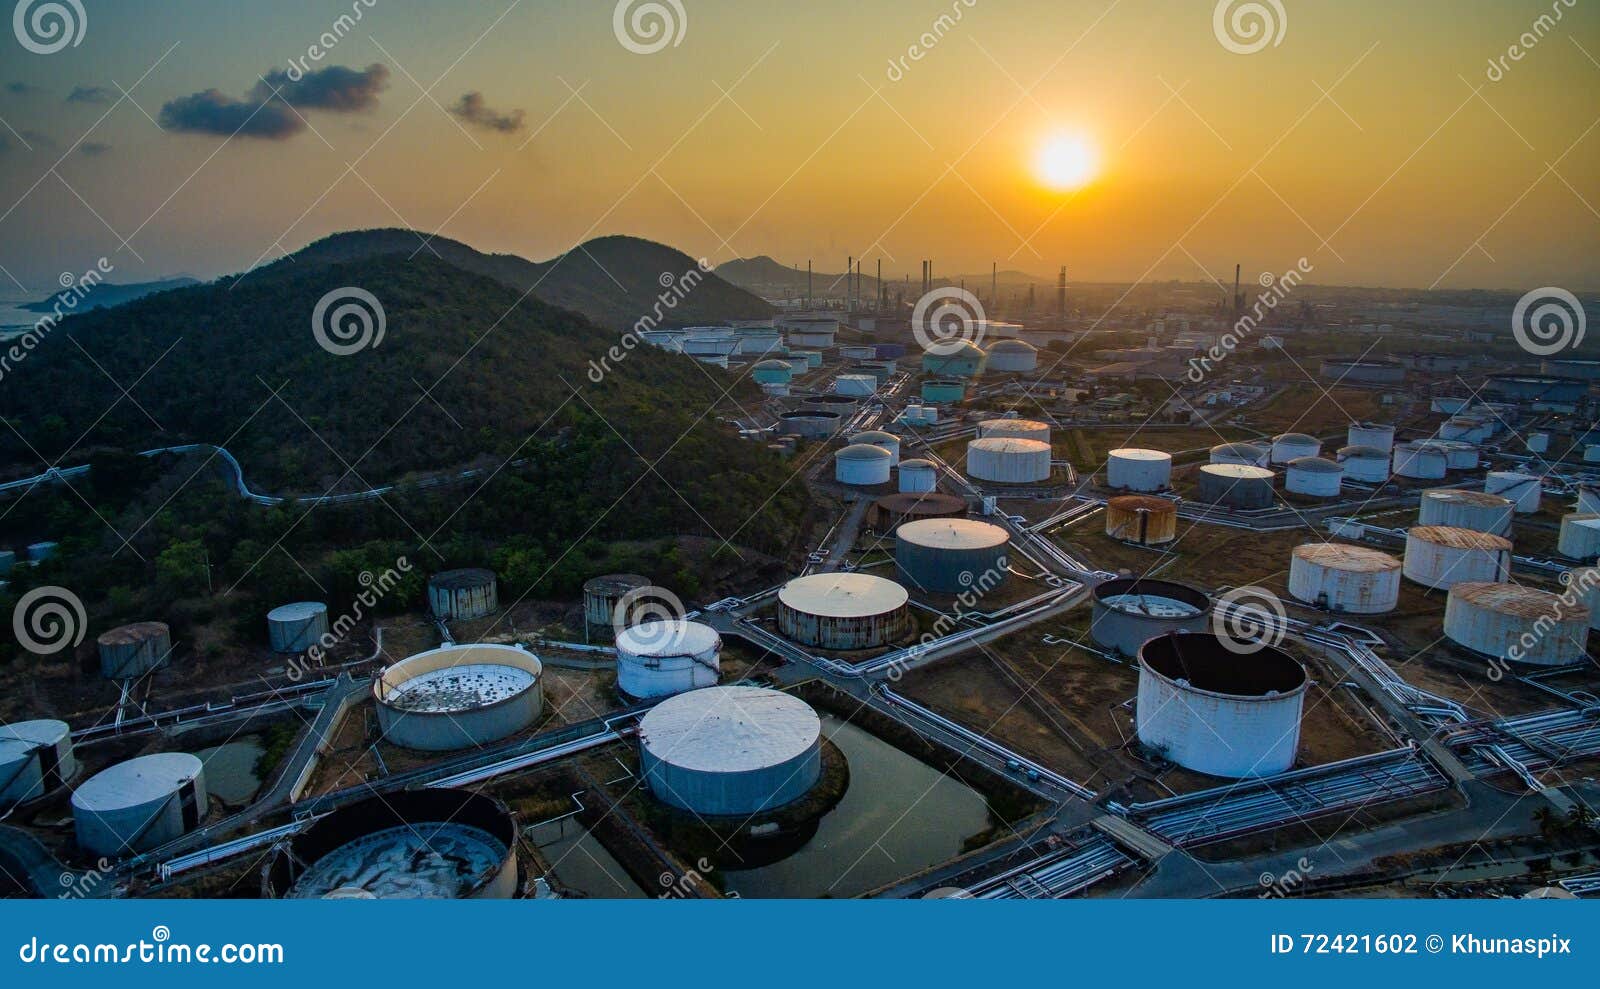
[1034,133,1098,191]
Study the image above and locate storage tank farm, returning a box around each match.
[266,602,328,654]
[778,573,912,649]
[1403,526,1512,589]
[1090,578,1212,656]
[1444,583,1590,667]
[1197,464,1275,508]
[427,568,499,620]
[966,437,1052,484]
[1104,496,1178,546]
[72,753,206,857]
[1419,489,1515,536]
[1105,449,1172,492]
[0,720,76,808]
[1135,631,1309,778]
[373,643,544,751]
[264,789,519,899]
[638,686,823,817]
[894,518,1011,594]
[96,621,172,679]
[615,619,722,700]
[1288,544,1401,613]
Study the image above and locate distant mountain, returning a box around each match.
[717,255,871,300]
[277,229,773,331]
[20,276,202,313]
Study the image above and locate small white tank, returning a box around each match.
[835,444,893,486]
[1393,441,1448,480]
[967,437,1052,484]
[898,458,938,493]
[1559,513,1600,560]
[1270,433,1322,465]
[1403,526,1512,589]
[1433,440,1480,470]
[1105,448,1173,492]
[1285,457,1343,498]
[850,430,901,466]
[1577,486,1600,515]
[1485,472,1543,513]
[834,374,876,397]
[267,603,329,654]
[615,620,722,699]
[1347,421,1395,453]
[0,720,76,807]
[1337,445,1391,483]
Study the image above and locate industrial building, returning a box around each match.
[0,720,75,807]
[1136,631,1308,778]
[977,418,1051,444]
[897,458,938,493]
[1288,544,1401,613]
[1393,441,1449,480]
[1403,526,1512,589]
[778,573,912,649]
[72,752,206,857]
[835,443,894,486]
[894,518,1010,594]
[1196,464,1276,509]
[1485,472,1543,513]
[1090,578,1211,656]
[1105,448,1172,492]
[639,685,823,816]
[1104,495,1178,546]
[1270,433,1322,465]
[1338,445,1391,483]
[985,339,1039,373]
[266,602,328,654]
[1347,421,1396,453]
[967,437,1052,484]
[1419,489,1514,536]
[615,619,722,699]
[266,789,519,899]
[1482,374,1588,404]
[427,568,499,621]
[850,429,901,465]
[1444,583,1590,667]
[1210,442,1268,467]
[867,491,967,533]
[1285,457,1343,498]
[96,622,172,679]
[374,644,544,751]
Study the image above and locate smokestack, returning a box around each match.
[991,262,997,310]
[877,258,883,313]
[1057,265,1067,326]
[847,256,853,310]
[808,260,813,309]
[1233,263,1242,319]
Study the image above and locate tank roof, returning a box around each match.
[1450,582,1588,620]
[1212,442,1267,454]
[428,568,495,589]
[266,602,326,621]
[583,573,651,594]
[899,458,936,470]
[988,339,1037,351]
[1409,526,1512,551]
[638,686,821,773]
[1288,456,1342,473]
[1140,631,1307,697]
[1424,489,1512,508]
[779,573,908,617]
[95,621,170,646]
[850,430,898,444]
[1200,464,1275,480]
[1338,444,1389,457]
[837,443,893,460]
[0,719,68,759]
[897,518,1010,550]
[72,753,202,812]
[753,359,791,369]
[970,437,1050,454]
[1292,543,1400,572]
[1108,448,1171,461]
[1274,432,1319,444]
[616,619,721,658]
[874,491,965,514]
[1107,495,1177,513]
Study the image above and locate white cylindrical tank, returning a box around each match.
[1337,445,1391,483]
[839,345,877,361]
[1393,441,1448,480]
[374,644,544,751]
[834,374,876,397]
[72,753,207,858]
[835,443,893,486]
[1136,632,1308,778]
[1403,526,1512,589]
[1285,457,1343,498]
[985,339,1039,372]
[1559,513,1600,561]
[1270,433,1322,465]
[266,603,328,654]
[1288,543,1402,613]
[966,437,1052,484]
[898,458,938,493]
[1419,489,1514,536]
[1485,472,1543,513]
[850,430,901,466]
[615,620,722,699]
[428,568,499,620]
[96,622,173,679]
[583,573,651,629]
[0,719,76,807]
[777,573,912,649]
[894,518,1011,594]
[1106,448,1173,492]
[1445,583,1590,667]
[1434,440,1480,471]
[977,418,1051,444]
[1577,486,1600,515]
[1347,422,1395,453]
[1567,567,1600,631]
[1209,442,1269,467]
[639,686,822,816]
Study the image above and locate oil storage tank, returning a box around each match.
[96,622,172,679]
[751,360,793,385]
[264,789,518,899]
[1136,631,1308,778]
[1106,449,1173,492]
[1393,441,1448,480]
[894,518,1010,594]
[867,491,966,534]
[72,753,206,858]
[1285,457,1343,498]
[1559,513,1600,561]
[1569,566,1600,631]
[374,644,543,751]
[616,619,722,699]
[850,429,901,466]
[584,573,651,630]
[1288,544,1401,613]
[1338,445,1391,484]
[921,379,966,404]
[1445,583,1590,667]
[266,602,328,654]
[1210,442,1268,467]
[777,573,912,649]
[1403,526,1512,589]
[1419,489,1514,536]
[977,418,1051,444]
[921,339,986,377]
[639,686,822,817]
[1090,578,1211,657]
[1105,496,1178,546]
[1434,440,1480,471]
[833,374,877,398]
[835,444,893,486]
[0,720,75,808]
[985,339,1039,373]
[898,458,938,494]
[1485,472,1543,513]
[428,568,498,620]
[1347,422,1396,453]
[779,410,842,438]
[1270,433,1322,465]
[966,437,1051,484]
[1197,464,1275,509]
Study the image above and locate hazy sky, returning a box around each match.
[1,0,1597,293]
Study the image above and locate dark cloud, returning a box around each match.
[448,91,525,134]
[159,64,388,140]
[67,85,113,104]
[6,82,44,96]
[79,142,111,156]
[0,130,53,152]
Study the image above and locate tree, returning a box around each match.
[156,539,209,596]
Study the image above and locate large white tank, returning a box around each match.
[966,437,1052,484]
[898,458,938,493]
[1393,441,1448,480]
[833,374,877,398]
[1106,448,1173,492]
[1444,583,1590,667]
[835,443,893,486]
[1270,433,1322,465]
[985,339,1039,372]
[1288,543,1402,613]
[1347,421,1396,453]
[266,603,329,654]
[615,620,722,699]
[894,518,1011,594]
[1210,442,1269,467]
[1337,445,1391,483]
[1485,472,1543,513]
[639,686,823,816]
[1559,513,1600,560]
[1403,526,1512,589]
[96,622,173,679]
[1197,464,1276,508]
[72,753,207,858]
[850,430,901,466]
[778,573,912,649]
[374,644,544,751]
[1136,632,1308,778]
[1285,456,1343,498]
[977,418,1051,444]
[1419,489,1514,536]
[0,720,76,807]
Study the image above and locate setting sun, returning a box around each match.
[1033,133,1099,191]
